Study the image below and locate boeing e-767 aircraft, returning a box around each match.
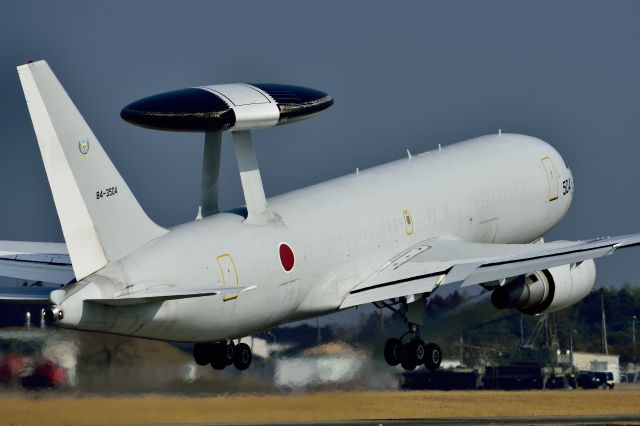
[2,60,638,372]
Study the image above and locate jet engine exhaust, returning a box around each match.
[491,272,551,312]
[490,260,596,315]
[43,307,63,324]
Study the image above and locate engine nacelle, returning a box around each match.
[491,259,596,315]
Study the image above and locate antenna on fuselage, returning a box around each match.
[121,83,334,224]
[194,130,222,219]
[232,130,274,223]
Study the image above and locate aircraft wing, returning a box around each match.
[340,234,640,309]
[0,240,73,285]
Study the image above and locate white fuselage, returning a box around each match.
[57,133,573,342]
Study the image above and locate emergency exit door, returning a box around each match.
[217,254,238,286]
[541,157,559,201]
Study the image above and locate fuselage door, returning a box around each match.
[217,253,239,286]
[541,157,559,201]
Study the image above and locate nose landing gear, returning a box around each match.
[193,340,252,371]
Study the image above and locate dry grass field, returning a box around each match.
[2,387,640,426]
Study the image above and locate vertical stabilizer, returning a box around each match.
[17,61,166,280]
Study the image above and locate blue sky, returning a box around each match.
[1,0,640,288]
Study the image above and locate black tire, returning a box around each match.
[224,341,235,366]
[424,342,442,370]
[384,338,402,366]
[399,343,417,371]
[233,343,252,371]
[193,343,211,366]
[412,339,427,364]
[210,342,227,370]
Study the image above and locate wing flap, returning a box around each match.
[340,274,443,309]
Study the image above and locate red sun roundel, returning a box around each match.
[279,243,295,273]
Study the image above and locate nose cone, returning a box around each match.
[121,88,236,132]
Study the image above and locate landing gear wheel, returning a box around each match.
[224,341,235,366]
[424,342,442,370]
[412,339,427,365]
[233,343,252,370]
[210,342,228,370]
[399,342,417,371]
[384,338,402,366]
[193,343,211,366]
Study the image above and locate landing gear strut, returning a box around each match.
[193,340,252,371]
[376,298,442,371]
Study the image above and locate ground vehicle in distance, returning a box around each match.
[576,371,603,389]
[594,371,615,389]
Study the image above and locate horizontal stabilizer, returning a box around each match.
[89,285,257,306]
[0,286,54,304]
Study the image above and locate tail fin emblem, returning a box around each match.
[78,139,89,156]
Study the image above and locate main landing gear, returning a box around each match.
[193,340,252,371]
[383,332,442,371]
[375,297,443,371]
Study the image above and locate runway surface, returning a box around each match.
[3,388,640,426]
[153,415,640,425]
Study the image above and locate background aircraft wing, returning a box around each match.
[0,241,73,303]
[340,233,640,309]
[0,286,55,303]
